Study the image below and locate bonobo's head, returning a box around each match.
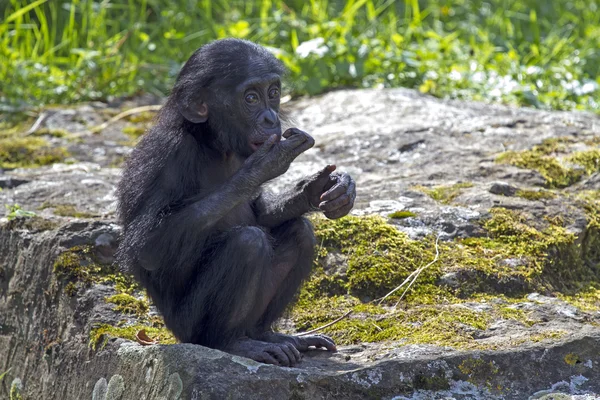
[172,38,286,157]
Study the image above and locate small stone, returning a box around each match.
[489,181,517,196]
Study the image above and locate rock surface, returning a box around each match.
[1,88,600,399]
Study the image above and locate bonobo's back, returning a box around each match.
[116,106,181,227]
[115,99,186,272]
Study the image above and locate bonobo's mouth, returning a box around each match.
[250,142,264,152]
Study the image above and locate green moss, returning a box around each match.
[568,149,600,175]
[497,306,536,326]
[106,293,149,316]
[415,182,474,204]
[52,204,97,218]
[496,138,600,188]
[442,207,598,295]
[559,286,600,312]
[290,208,599,348]
[33,128,70,138]
[122,125,147,138]
[528,331,568,343]
[126,111,157,123]
[89,324,176,351]
[0,118,33,139]
[292,295,490,346]
[53,246,139,294]
[564,353,581,366]
[0,137,68,169]
[9,383,22,400]
[388,210,417,219]
[309,216,439,300]
[458,358,499,386]
[64,281,78,296]
[5,215,58,231]
[515,189,557,201]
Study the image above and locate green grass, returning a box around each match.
[1,0,599,113]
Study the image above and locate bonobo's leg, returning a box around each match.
[250,217,337,353]
[166,226,272,347]
[165,226,302,367]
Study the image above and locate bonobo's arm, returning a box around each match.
[138,131,314,270]
[253,165,334,228]
[254,165,357,227]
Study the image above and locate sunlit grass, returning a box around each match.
[1,0,599,113]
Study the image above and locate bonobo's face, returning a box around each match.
[174,39,286,157]
[235,72,282,153]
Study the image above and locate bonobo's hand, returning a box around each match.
[303,165,356,219]
[244,128,314,185]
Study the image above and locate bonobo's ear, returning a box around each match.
[177,92,209,123]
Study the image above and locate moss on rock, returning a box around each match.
[106,293,149,316]
[515,189,557,201]
[415,182,473,204]
[290,207,600,348]
[0,137,68,169]
[496,137,600,188]
[388,211,417,219]
[89,324,176,351]
[52,204,97,218]
[53,246,139,294]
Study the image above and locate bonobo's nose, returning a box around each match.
[261,109,278,128]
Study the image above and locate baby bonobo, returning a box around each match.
[116,38,356,367]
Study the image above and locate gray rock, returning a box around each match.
[1,88,600,399]
[489,181,517,196]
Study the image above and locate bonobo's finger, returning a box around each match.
[300,334,337,352]
[324,204,353,220]
[319,193,351,213]
[278,132,309,153]
[325,188,355,217]
[321,174,338,194]
[314,334,337,351]
[258,352,280,366]
[268,345,291,367]
[320,174,351,202]
[311,165,336,187]
[256,134,280,155]
[279,343,297,366]
[320,182,346,202]
[283,131,313,150]
[289,136,315,156]
[287,342,302,363]
[280,343,296,367]
[282,127,306,139]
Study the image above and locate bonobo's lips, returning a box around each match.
[250,128,281,152]
[250,142,264,152]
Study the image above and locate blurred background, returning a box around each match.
[1,0,599,113]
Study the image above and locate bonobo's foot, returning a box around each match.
[225,338,302,367]
[256,331,337,353]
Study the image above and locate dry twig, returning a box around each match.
[83,104,162,135]
[297,310,352,336]
[376,233,442,307]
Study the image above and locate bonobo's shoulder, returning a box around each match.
[131,124,184,159]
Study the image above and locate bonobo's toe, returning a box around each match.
[255,331,337,353]
[299,334,337,352]
[226,338,303,367]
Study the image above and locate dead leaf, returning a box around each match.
[136,329,159,346]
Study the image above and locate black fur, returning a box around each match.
[117,39,306,348]
[116,39,351,365]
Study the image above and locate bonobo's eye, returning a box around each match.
[245,92,259,105]
[268,87,280,99]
